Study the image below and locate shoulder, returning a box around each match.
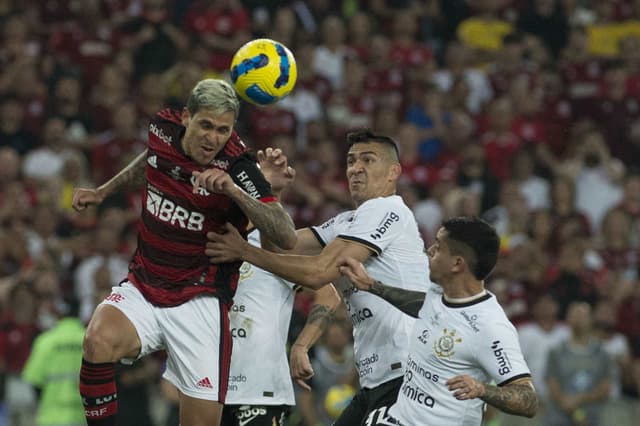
[220,131,249,159]
[356,195,411,217]
[153,108,183,126]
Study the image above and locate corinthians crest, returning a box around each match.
[239,262,253,280]
[434,328,462,358]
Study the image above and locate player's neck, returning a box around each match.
[441,278,485,301]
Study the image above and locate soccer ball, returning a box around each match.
[230,38,297,106]
[324,384,355,420]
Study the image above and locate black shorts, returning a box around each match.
[333,377,403,426]
[221,404,290,426]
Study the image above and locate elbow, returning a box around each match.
[524,395,540,418]
[279,231,297,250]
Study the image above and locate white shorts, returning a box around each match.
[101,281,232,402]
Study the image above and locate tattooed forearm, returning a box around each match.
[308,304,334,328]
[369,280,425,318]
[481,383,539,418]
[98,149,147,195]
[294,303,335,349]
[233,191,296,249]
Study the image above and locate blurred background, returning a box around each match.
[0,0,639,425]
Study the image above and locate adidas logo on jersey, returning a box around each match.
[196,377,213,388]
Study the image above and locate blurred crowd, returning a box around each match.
[1,0,640,425]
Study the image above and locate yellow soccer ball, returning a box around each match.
[230,38,297,106]
[324,384,356,420]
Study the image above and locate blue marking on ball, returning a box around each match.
[245,84,277,105]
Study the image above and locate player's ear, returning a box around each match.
[389,163,401,181]
[181,108,191,127]
[451,256,466,273]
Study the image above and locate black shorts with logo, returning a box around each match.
[333,377,403,426]
[221,404,290,426]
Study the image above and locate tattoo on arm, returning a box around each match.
[234,191,296,249]
[481,383,539,418]
[98,149,147,195]
[294,304,335,349]
[307,304,334,329]
[369,280,425,318]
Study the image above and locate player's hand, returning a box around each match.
[257,147,295,194]
[290,344,314,391]
[337,257,374,291]
[205,222,247,263]
[72,188,104,212]
[446,375,486,400]
[192,169,236,195]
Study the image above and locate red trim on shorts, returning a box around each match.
[217,300,232,403]
[259,196,278,203]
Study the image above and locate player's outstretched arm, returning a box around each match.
[337,257,425,318]
[290,284,341,390]
[72,149,148,211]
[447,375,538,418]
[193,166,297,250]
[207,225,371,289]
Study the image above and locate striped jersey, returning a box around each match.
[127,109,276,307]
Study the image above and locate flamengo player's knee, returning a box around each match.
[82,324,120,363]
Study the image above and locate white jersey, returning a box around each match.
[312,195,430,389]
[226,230,296,406]
[389,290,531,426]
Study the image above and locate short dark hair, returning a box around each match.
[346,128,400,161]
[442,217,500,280]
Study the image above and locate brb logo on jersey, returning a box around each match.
[491,340,513,375]
[146,190,205,231]
[433,328,462,358]
[370,212,400,240]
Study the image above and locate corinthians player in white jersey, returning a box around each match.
[339,217,539,425]
[221,229,340,426]
[206,129,430,425]
[219,147,341,426]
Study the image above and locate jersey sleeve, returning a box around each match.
[310,215,340,247]
[336,198,406,256]
[229,155,276,202]
[477,322,531,386]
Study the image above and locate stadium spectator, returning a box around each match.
[546,301,613,426]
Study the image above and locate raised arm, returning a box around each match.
[290,284,341,390]
[206,224,373,289]
[338,257,425,318]
[447,376,538,418]
[72,149,148,211]
[228,188,296,250]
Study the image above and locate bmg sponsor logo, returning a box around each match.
[370,212,400,240]
[491,340,512,375]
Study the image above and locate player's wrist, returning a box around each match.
[95,186,108,202]
[292,342,309,351]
